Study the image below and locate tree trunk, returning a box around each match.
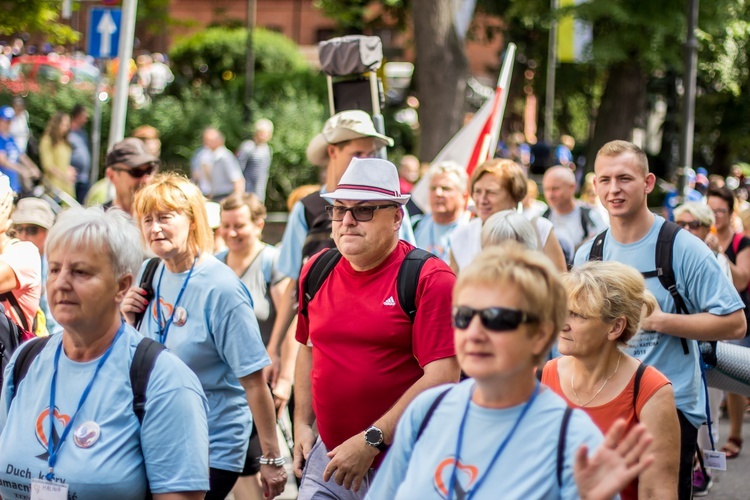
[587,60,647,166]
[412,0,470,162]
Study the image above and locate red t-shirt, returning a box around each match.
[542,357,671,500]
[297,241,456,462]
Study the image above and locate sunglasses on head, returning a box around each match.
[111,163,158,178]
[452,306,538,332]
[14,225,41,236]
[675,220,704,230]
[324,204,399,222]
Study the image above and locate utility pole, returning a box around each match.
[108,0,138,148]
[245,0,257,122]
[544,0,559,145]
[680,0,699,170]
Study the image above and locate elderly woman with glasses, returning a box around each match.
[367,245,654,500]
[542,260,680,499]
[121,173,286,500]
[0,207,210,499]
[448,159,567,273]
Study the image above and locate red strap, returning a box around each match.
[732,232,743,255]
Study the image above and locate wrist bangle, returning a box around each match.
[258,456,285,467]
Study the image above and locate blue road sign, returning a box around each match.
[88,8,121,59]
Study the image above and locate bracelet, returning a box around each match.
[258,456,285,467]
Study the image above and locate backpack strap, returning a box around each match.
[0,291,29,332]
[732,232,743,256]
[10,336,52,400]
[134,258,161,330]
[587,229,608,261]
[632,362,647,419]
[557,406,574,488]
[649,221,690,354]
[415,386,452,442]
[130,337,167,424]
[580,206,593,240]
[397,248,437,322]
[300,249,342,317]
[542,207,552,219]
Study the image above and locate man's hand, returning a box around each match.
[575,419,654,500]
[323,433,379,492]
[293,424,316,479]
[264,350,280,385]
[640,300,663,332]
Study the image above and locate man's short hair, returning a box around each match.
[544,165,576,186]
[596,140,649,176]
[70,104,87,120]
[253,118,274,135]
[427,161,468,194]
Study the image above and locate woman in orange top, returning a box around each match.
[542,260,680,499]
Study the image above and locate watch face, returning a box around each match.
[365,427,383,445]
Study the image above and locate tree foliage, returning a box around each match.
[0,0,78,44]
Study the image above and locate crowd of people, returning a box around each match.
[0,104,748,500]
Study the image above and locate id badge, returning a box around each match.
[30,478,69,500]
[703,449,727,471]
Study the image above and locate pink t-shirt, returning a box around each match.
[297,241,456,465]
[0,239,41,330]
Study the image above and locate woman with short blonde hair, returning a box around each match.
[124,173,287,500]
[543,260,680,499]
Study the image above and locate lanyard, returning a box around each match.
[447,382,540,500]
[46,322,125,480]
[154,256,198,344]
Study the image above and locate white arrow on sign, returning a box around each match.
[97,11,117,57]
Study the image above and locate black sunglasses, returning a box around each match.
[325,204,399,222]
[14,225,41,236]
[675,220,704,230]
[111,163,158,178]
[452,306,538,332]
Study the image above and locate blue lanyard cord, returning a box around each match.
[699,355,715,451]
[155,256,198,344]
[46,322,125,480]
[447,382,540,500]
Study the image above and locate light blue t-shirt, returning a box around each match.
[40,256,63,335]
[0,326,209,499]
[367,380,603,500]
[414,213,469,263]
[575,215,744,428]
[137,255,270,472]
[278,189,417,280]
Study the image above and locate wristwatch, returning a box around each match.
[364,426,389,452]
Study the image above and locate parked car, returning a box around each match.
[9,55,100,88]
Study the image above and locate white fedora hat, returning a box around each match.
[306,110,394,167]
[322,158,411,205]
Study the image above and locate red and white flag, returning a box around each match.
[411,43,516,213]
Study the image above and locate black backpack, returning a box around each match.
[0,303,30,398]
[300,247,436,321]
[9,335,165,425]
[588,221,690,354]
[300,192,337,264]
[542,206,596,242]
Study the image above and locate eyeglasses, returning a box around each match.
[325,204,399,222]
[452,306,538,332]
[14,225,41,236]
[111,163,158,178]
[675,220,704,230]
[712,208,729,216]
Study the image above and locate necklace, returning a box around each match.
[570,353,621,407]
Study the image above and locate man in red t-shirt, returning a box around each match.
[293,158,459,499]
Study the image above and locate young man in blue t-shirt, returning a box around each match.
[574,140,746,499]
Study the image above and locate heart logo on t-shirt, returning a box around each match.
[433,456,479,499]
